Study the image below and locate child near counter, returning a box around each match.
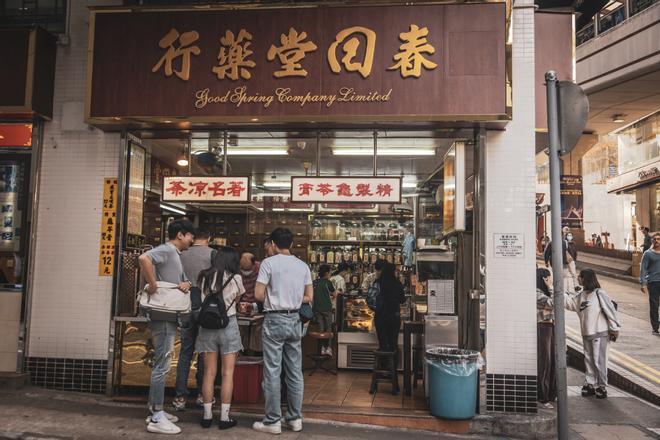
[313,264,337,357]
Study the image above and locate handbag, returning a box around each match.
[198,273,237,330]
[138,281,191,326]
[595,288,620,342]
[299,302,314,323]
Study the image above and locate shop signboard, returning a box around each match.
[87,3,507,125]
[0,124,32,147]
[290,176,401,204]
[99,178,118,276]
[607,162,660,193]
[0,28,57,119]
[560,175,583,228]
[162,176,250,202]
[126,144,145,236]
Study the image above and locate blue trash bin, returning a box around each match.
[426,347,480,420]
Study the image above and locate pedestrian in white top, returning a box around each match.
[196,246,245,430]
[253,228,313,435]
[564,269,620,399]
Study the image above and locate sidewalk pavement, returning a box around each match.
[0,367,657,440]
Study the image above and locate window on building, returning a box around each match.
[599,1,626,34]
[582,139,618,185]
[0,0,66,34]
[617,112,660,174]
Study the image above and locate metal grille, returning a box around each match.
[347,345,375,369]
[117,250,141,316]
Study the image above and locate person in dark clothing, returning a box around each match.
[373,262,406,352]
[536,267,556,408]
[641,227,652,253]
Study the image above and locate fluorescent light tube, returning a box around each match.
[332,148,435,156]
[263,182,292,188]
[228,148,289,156]
[402,182,418,188]
[160,204,187,215]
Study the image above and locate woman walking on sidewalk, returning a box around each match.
[565,269,620,399]
[536,268,556,408]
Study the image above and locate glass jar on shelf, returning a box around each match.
[362,221,375,241]
[311,219,323,240]
[376,222,387,241]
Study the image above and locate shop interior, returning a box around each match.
[113,129,478,412]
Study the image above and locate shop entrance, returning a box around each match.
[111,128,480,422]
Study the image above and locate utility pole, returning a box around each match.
[546,70,568,440]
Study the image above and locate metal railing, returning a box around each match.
[576,0,658,46]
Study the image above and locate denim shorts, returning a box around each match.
[195,316,243,355]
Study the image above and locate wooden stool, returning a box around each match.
[412,344,425,389]
[305,332,336,376]
[370,350,399,395]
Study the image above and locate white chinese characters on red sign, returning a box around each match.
[163,176,250,202]
[291,177,401,203]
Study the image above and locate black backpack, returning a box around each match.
[198,274,236,330]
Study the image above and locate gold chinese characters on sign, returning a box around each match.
[99,178,118,276]
[152,24,437,81]
[267,28,318,78]
[152,28,201,81]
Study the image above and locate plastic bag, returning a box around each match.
[426,347,480,377]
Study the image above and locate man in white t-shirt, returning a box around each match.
[252,228,313,435]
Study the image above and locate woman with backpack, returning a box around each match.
[536,267,556,408]
[565,269,620,399]
[196,246,245,429]
[373,261,406,352]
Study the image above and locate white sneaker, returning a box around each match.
[252,421,282,434]
[283,419,302,432]
[145,411,179,424]
[147,416,182,435]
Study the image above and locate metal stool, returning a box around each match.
[305,331,336,376]
[370,350,399,395]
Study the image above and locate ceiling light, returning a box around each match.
[160,203,187,215]
[228,148,289,156]
[612,114,625,123]
[332,148,435,156]
[263,181,292,188]
[402,182,418,188]
[176,148,189,167]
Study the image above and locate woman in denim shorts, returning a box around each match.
[196,246,245,430]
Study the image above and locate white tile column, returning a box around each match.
[484,0,538,414]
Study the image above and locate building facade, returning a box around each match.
[0,0,569,417]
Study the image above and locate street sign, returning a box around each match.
[557,81,589,155]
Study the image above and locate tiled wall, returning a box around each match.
[485,0,538,413]
[25,357,107,394]
[27,0,120,364]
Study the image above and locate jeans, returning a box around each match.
[262,313,304,424]
[174,324,204,398]
[374,314,400,352]
[648,282,660,332]
[148,320,177,411]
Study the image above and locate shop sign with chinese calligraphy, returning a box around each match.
[291,177,401,204]
[99,178,118,276]
[87,3,506,124]
[163,176,250,202]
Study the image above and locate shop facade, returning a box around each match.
[0,27,56,376]
[18,0,548,418]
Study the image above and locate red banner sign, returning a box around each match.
[291,176,401,204]
[0,124,32,147]
[163,176,250,202]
